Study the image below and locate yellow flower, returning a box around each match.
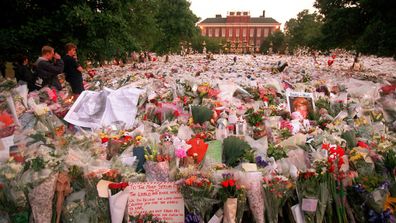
[350,153,363,162]
[188,117,194,125]
[99,132,108,138]
[135,135,143,141]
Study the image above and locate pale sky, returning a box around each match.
[189,0,316,30]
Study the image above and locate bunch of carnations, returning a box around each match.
[262,174,294,223]
[177,175,217,222]
[296,168,332,223]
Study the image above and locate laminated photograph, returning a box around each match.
[286,90,315,119]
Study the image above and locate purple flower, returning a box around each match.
[185,212,201,223]
[222,172,233,179]
[255,156,268,168]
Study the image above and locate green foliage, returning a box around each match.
[25,157,45,172]
[341,130,357,150]
[285,10,324,51]
[267,143,287,161]
[383,149,396,172]
[314,0,396,57]
[0,0,199,62]
[223,136,252,167]
[191,106,213,124]
[260,30,286,54]
[154,0,199,54]
[245,108,264,126]
[191,34,225,53]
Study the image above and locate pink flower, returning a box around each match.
[280,120,293,132]
[175,148,187,159]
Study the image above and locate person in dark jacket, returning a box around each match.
[13,55,36,91]
[63,43,84,96]
[34,45,64,90]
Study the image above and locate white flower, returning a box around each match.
[34,104,49,116]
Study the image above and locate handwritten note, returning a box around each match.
[128,182,184,223]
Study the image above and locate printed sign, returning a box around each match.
[128,182,184,223]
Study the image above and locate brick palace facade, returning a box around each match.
[198,11,281,53]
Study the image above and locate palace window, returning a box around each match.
[208,28,213,37]
[222,28,226,37]
[243,28,247,37]
[215,28,220,37]
[257,28,261,37]
[264,28,269,37]
[250,28,254,37]
[236,29,240,37]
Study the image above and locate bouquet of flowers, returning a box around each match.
[144,144,170,182]
[177,174,217,222]
[108,182,129,223]
[245,108,267,140]
[240,171,265,223]
[218,173,246,223]
[0,110,15,138]
[262,174,294,223]
[322,143,349,223]
[296,168,332,223]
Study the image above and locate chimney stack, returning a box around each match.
[215,14,222,18]
[262,10,266,18]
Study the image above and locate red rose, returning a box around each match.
[173,110,180,117]
[101,137,109,144]
[228,179,235,187]
[221,180,229,188]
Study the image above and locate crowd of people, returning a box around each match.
[9,44,84,98]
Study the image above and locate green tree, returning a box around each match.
[0,0,199,62]
[284,10,324,52]
[260,30,286,54]
[314,0,396,57]
[154,0,199,54]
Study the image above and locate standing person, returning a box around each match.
[63,43,84,97]
[13,55,36,91]
[34,46,64,90]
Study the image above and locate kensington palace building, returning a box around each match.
[198,11,281,53]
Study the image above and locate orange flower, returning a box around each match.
[185,176,197,186]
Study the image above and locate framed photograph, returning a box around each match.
[286,91,315,119]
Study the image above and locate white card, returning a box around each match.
[302,198,318,212]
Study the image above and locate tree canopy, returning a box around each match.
[0,0,199,62]
[314,0,396,57]
[284,10,324,52]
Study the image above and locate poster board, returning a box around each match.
[128,182,184,223]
